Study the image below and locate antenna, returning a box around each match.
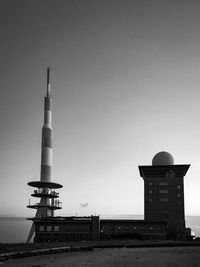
[47,67,50,96]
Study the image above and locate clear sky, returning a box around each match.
[1,0,200,217]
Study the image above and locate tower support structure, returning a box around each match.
[27,68,62,243]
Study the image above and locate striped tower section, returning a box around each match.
[27,68,62,243]
[41,70,52,183]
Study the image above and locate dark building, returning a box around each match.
[100,220,168,240]
[139,151,190,239]
[34,216,99,242]
[31,151,192,242]
[34,217,168,242]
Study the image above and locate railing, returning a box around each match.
[33,189,59,196]
[28,200,62,209]
[52,200,62,208]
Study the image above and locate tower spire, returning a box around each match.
[27,68,62,243]
[47,67,50,96]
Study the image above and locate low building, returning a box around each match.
[34,216,168,242]
[100,219,168,240]
[34,216,100,242]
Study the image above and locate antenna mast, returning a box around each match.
[47,67,50,96]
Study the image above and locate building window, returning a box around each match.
[54,226,59,232]
[149,190,152,194]
[149,198,152,202]
[47,226,52,232]
[159,190,168,194]
[159,182,168,186]
[117,226,121,230]
[149,182,152,186]
[149,227,153,230]
[160,198,168,202]
[39,226,44,232]
[133,226,137,230]
[177,194,181,198]
[177,185,181,189]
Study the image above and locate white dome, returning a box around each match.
[152,151,174,166]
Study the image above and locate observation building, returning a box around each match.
[139,151,190,240]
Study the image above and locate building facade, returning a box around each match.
[100,220,168,240]
[34,216,99,242]
[139,151,190,239]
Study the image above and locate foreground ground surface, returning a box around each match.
[2,246,200,267]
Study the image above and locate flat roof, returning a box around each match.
[100,219,167,224]
[138,164,190,178]
[31,216,167,225]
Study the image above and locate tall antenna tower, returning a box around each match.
[27,68,62,243]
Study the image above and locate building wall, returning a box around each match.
[144,176,185,223]
[34,218,168,242]
[139,164,190,240]
[100,220,168,240]
[34,216,99,242]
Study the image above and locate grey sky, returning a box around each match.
[1,0,200,217]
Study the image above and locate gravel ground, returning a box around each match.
[1,246,200,267]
